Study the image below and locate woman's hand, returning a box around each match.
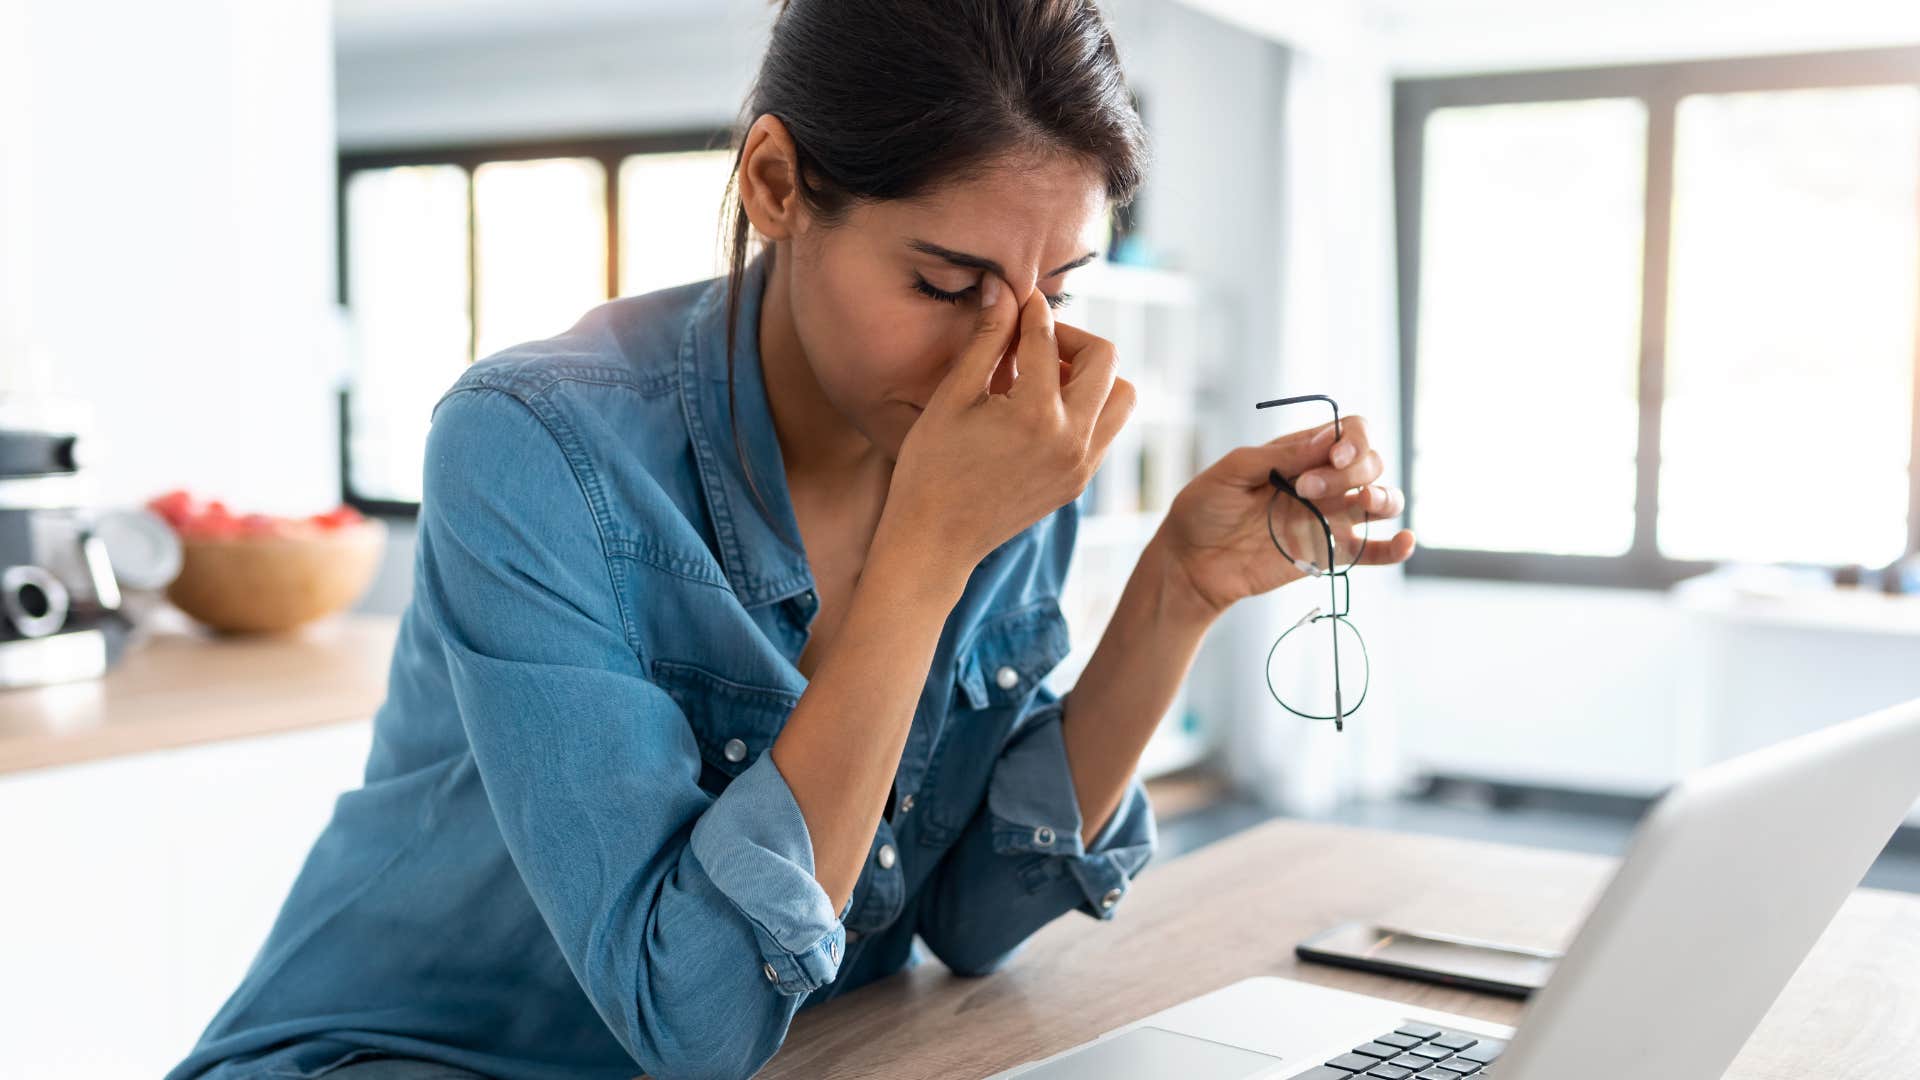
[1156,417,1416,617]
[882,274,1135,575]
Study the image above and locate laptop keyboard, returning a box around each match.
[1287,1022,1506,1079]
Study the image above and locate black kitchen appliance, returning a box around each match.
[0,427,141,688]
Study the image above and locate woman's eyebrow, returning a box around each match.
[906,238,1098,280]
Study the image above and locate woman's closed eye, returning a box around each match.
[912,274,1071,310]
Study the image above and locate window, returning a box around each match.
[337,132,734,512]
[1396,48,1920,587]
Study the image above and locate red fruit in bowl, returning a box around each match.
[313,506,364,530]
[146,490,373,544]
[147,489,198,528]
[237,513,281,537]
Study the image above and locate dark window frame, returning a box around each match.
[336,128,735,517]
[1395,45,1920,589]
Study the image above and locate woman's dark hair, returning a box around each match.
[717,0,1150,516]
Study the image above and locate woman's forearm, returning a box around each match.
[1061,529,1220,844]
[770,513,972,914]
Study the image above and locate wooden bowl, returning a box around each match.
[165,518,388,634]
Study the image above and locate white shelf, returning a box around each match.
[1049,262,1221,785]
[1673,574,1920,637]
[1067,260,1205,307]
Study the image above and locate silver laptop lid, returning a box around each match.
[1499,696,1920,1079]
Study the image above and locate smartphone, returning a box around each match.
[1295,921,1561,999]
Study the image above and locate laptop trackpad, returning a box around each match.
[1014,1025,1282,1079]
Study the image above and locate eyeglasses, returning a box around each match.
[1255,394,1372,733]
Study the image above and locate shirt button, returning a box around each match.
[1100,887,1122,911]
[897,793,915,814]
[995,665,1020,690]
[876,843,897,870]
[828,937,840,963]
[763,961,779,982]
[1033,825,1055,847]
[723,738,747,763]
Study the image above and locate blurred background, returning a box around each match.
[5,0,1920,1075]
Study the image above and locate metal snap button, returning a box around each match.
[1033,825,1055,847]
[897,793,915,814]
[876,843,897,870]
[995,665,1020,690]
[763,961,779,982]
[1099,887,1122,911]
[723,738,747,763]
[828,937,840,963]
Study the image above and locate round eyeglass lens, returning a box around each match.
[1267,484,1372,577]
[1265,610,1370,722]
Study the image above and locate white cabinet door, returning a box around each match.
[0,721,374,1080]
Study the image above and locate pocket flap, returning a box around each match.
[954,596,1073,711]
[651,658,799,777]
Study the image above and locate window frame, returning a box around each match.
[1394,45,1920,589]
[336,128,735,517]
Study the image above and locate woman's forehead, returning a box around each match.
[870,160,1108,276]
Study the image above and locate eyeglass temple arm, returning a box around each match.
[1258,392,1345,570]
[1254,394,1343,443]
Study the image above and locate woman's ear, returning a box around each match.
[738,114,804,242]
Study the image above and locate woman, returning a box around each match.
[168,1,1413,1078]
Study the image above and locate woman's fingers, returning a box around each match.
[1088,375,1137,465]
[1332,482,1403,520]
[1060,334,1117,416]
[1343,527,1417,565]
[1215,425,1341,488]
[1047,317,1122,450]
[1053,320,1103,363]
[1295,446,1383,500]
[932,271,1019,407]
[1289,416,1380,498]
[1010,283,1062,402]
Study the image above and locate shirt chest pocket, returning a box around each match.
[916,595,1076,848]
[650,658,798,786]
[952,596,1075,713]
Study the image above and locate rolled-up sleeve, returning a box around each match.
[417,385,843,1080]
[916,685,1156,976]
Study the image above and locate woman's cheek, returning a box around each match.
[869,311,954,382]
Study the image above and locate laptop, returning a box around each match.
[993,696,1920,1080]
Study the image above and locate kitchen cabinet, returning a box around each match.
[0,612,396,1079]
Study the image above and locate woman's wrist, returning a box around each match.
[865,504,980,605]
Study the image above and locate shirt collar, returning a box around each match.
[676,248,816,609]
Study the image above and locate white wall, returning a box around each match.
[335,4,775,151]
[1372,0,1920,76]
[2,0,342,517]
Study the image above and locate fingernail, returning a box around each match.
[1331,442,1355,468]
[1297,475,1326,498]
[979,274,1001,308]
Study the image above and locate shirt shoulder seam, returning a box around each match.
[436,383,642,655]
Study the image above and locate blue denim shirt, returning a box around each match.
[166,249,1156,1080]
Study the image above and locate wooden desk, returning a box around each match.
[0,608,399,775]
[763,818,1920,1078]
